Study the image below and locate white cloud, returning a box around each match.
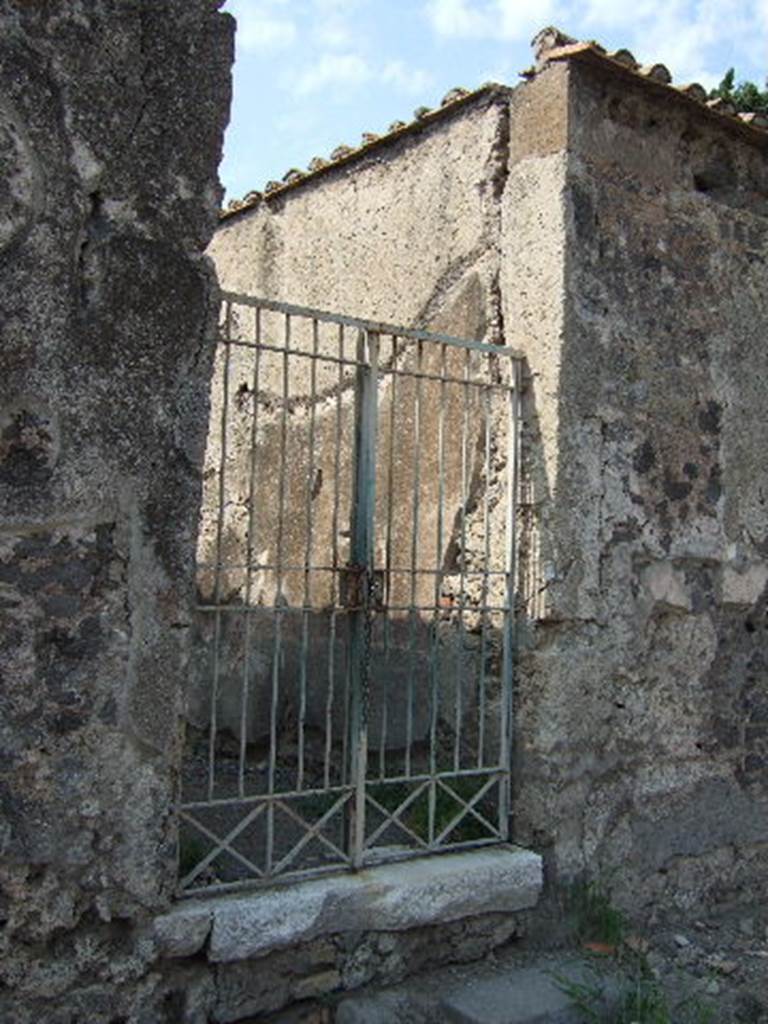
[427,0,494,36]
[381,60,435,95]
[287,51,434,100]
[579,0,761,86]
[426,0,560,40]
[225,0,297,52]
[293,53,372,96]
[311,0,366,50]
[312,0,361,10]
[316,22,355,47]
[497,0,560,39]
[426,0,768,86]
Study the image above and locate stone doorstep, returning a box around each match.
[154,845,543,963]
[335,958,621,1024]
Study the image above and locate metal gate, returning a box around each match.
[178,292,523,894]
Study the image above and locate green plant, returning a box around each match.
[565,876,628,948]
[710,68,768,114]
[554,952,717,1024]
[553,968,608,1023]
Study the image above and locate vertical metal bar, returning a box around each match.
[334,325,347,789]
[478,382,492,769]
[499,359,521,841]
[380,335,398,779]
[405,340,423,778]
[348,329,378,868]
[208,301,233,800]
[238,305,263,797]
[266,312,291,873]
[429,342,448,845]
[454,347,470,773]
[325,613,337,789]
[297,320,319,791]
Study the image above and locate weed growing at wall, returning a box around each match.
[564,877,628,950]
[554,955,716,1024]
[554,882,715,1024]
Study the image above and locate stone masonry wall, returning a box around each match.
[505,57,768,913]
[0,3,233,1022]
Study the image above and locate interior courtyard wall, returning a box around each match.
[208,90,510,327]
[197,93,516,761]
[0,3,233,1021]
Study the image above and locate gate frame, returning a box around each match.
[178,292,524,895]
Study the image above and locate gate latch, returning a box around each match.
[340,564,386,610]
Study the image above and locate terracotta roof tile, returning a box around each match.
[707,97,737,115]
[441,86,470,106]
[607,48,638,69]
[677,82,708,102]
[638,63,672,84]
[739,111,768,128]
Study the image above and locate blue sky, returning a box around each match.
[220,0,768,200]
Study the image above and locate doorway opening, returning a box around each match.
[179,292,523,894]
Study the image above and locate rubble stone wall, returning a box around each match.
[6,9,767,1018]
[507,59,768,913]
[0,3,233,1021]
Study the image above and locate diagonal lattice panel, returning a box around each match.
[364,780,431,850]
[179,803,266,889]
[432,775,501,846]
[270,791,353,875]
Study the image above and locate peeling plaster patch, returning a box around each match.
[173,174,194,201]
[70,137,103,189]
[0,400,60,487]
[722,563,768,608]
[642,561,691,614]
[0,94,43,252]
[102,198,146,232]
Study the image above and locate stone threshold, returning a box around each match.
[154,845,543,963]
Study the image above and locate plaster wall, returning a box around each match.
[208,89,510,329]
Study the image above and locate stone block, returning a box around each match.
[190,847,542,962]
[154,903,213,959]
[291,969,341,1001]
[438,960,618,1023]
